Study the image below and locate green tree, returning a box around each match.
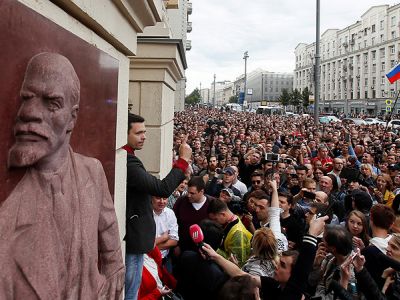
[185,88,201,105]
[290,88,302,112]
[229,95,238,103]
[278,88,291,108]
[302,87,311,110]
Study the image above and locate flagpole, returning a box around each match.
[384,57,400,134]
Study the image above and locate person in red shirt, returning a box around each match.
[138,247,177,300]
[312,144,333,173]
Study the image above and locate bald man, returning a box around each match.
[0,53,124,299]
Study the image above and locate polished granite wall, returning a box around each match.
[0,0,118,203]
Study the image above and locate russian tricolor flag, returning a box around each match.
[386,63,400,84]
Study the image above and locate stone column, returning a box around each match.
[129,39,186,178]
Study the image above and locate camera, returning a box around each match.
[266,153,280,162]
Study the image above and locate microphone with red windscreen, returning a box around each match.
[189,224,209,259]
[190,224,205,246]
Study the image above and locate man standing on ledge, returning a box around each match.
[123,113,192,300]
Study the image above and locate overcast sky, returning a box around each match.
[185,1,397,93]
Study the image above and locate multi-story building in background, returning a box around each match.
[245,69,294,109]
[164,0,192,111]
[295,4,400,115]
[233,74,245,101]
[210,80,232,106]
[222,82,235,104]
[200,88,210,104]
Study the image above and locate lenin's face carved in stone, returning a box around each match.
[8,53,80,171]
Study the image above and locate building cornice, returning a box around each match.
[50,0,165,55]
[136,37,187,69]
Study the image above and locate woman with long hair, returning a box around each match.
[374,174,395,207]
[345,210,370,250]
[241,227,280,277]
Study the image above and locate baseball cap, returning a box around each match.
[221,188,234,198]
[222,167,235,175]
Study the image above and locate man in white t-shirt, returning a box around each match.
[152,196,179,261]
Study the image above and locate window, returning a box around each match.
[392,31,396,39]
[391,60,396,67]
[372,37,375,45]
[381,90,385,97]
[372,77,376,85]
[372,24,376,33]
[392,16,396,27]
[380,20,384,30]
[364,40,367,48]
[381,34,385,42]
[372,63,377,73]
[380,48,386,58]
[364,53,368,63]
[365,78,368,87]
[372,50,376,60]
[381,76,386,85]
[390,45,395,54]
[382,62,386,71]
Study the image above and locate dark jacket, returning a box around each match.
[327,267,387,300]
[176,251,228,300]
[238,157,262,188]
[125,154,186,254]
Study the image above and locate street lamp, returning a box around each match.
[243,51,249,109]
[213,73,216,107]
[314,0,321,124]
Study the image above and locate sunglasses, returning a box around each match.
[252,180,261,184]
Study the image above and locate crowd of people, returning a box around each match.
[135,107,400,300]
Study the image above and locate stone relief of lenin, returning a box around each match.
[0,52,124,299]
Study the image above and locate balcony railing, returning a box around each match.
[164,0,178,9]
[187,22,192,33]
[186,40,192,51]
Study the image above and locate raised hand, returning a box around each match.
[179,134,192,162]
